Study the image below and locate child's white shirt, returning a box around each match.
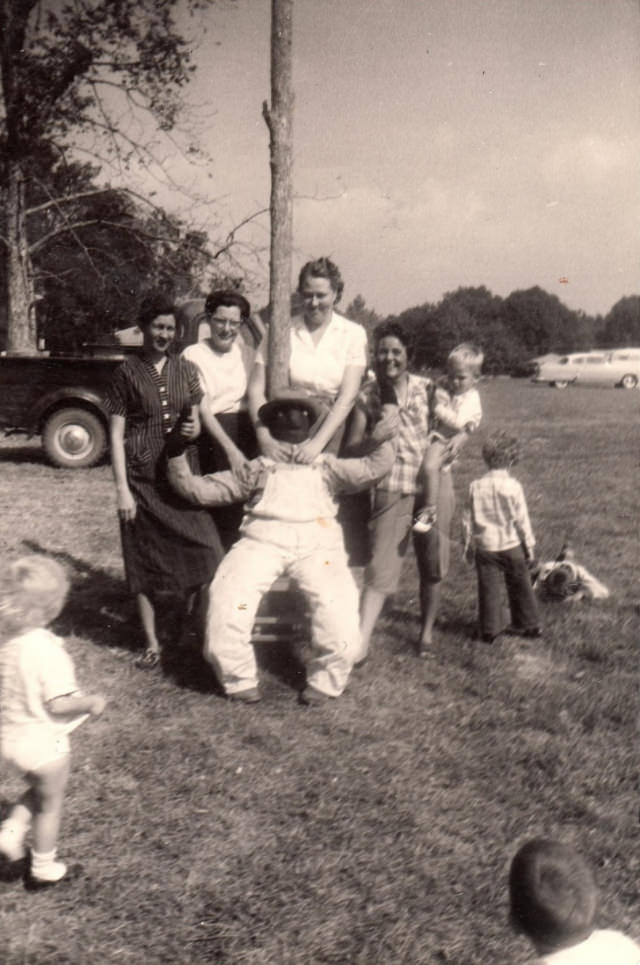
[0,628,78,746]
[537,929,640,965]
[431,383,482,440]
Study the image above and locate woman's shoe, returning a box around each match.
[228,687,261,704]
[134,648,160,669]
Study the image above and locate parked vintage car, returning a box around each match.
[531,348,640,389]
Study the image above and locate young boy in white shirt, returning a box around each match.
[509,838,640,965]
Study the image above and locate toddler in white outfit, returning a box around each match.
[413,342,483,533]
[0,556,106,888]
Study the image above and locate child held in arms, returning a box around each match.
[0,556,106,888]
[413,342,484,534]
[167,391,398,706]
[509,838,640,964]
[463,430,541,642]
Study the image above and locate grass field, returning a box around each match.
[0,380,638,965]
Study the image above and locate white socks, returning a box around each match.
[30,848,67,883]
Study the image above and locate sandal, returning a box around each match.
[134,648,160,670]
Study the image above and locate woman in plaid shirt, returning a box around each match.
[343,322,454,661]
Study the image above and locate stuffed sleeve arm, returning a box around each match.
[166,452,256,507]
[323,439,396,495]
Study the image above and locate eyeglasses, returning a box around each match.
[210,317,242,330]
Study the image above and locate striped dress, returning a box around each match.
[106,353,222,595]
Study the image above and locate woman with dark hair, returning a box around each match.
[106,290,222,668]
[182,290,259,548]
[248,257,367,464]
[343,321,454,661]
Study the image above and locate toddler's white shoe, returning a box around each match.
[0,824,27,862]
[26,851,68,889]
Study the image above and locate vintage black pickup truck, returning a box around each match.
[0,350,123,468]
[0,301,264,469]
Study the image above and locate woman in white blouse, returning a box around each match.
[248,257,368,464]
[182,290,259,547]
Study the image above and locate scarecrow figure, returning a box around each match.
[166,392,397,705]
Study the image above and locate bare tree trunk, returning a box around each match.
[263,0,294,399]
[4,162,37,354]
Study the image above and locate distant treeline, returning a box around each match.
[346,288,640,374]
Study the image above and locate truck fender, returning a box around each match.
[31,387,109,433]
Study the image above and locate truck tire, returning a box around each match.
[551,380,569,389]
[620,373,638,389]
[42,408,107,469]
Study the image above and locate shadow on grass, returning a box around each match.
[20,539,309,698]
[385,602,477,642]
[0,438,46,464]
[21,538,139,653]
[162,636,306,697]
[256,639,307,692]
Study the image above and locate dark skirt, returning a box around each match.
[121,445,223,596]
[120,506,220,596]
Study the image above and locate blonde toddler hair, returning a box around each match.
[0,555,69,637]
[448,342,484,378]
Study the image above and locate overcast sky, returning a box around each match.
[142,0,640,317]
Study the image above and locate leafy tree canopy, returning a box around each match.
[374,285,605,375]
[0,0,236,353]
[597,296,640,348]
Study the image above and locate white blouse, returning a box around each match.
[257,311,367,398]
[182,339,255,414]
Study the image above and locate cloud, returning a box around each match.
[542,133,640,188]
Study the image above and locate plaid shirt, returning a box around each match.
[463,469,535,554]
[357,374,431,494]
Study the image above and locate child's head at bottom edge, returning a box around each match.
[0,555,69,637]
[509,838,598,954]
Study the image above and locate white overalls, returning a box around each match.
[207,462,359,696]
[166,441,395,697]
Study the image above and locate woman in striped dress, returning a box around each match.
[106,291,222,668]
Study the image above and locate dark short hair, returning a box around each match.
[372,321,414,357]
[297,257,344,302]
[509,839,597,950]
[204,290,251,320]
[137,290,176,330]
[482,430,520,469]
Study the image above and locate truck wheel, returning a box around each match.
[551,380,569,389]
[620,373,638,389]
[43,408,107,469]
